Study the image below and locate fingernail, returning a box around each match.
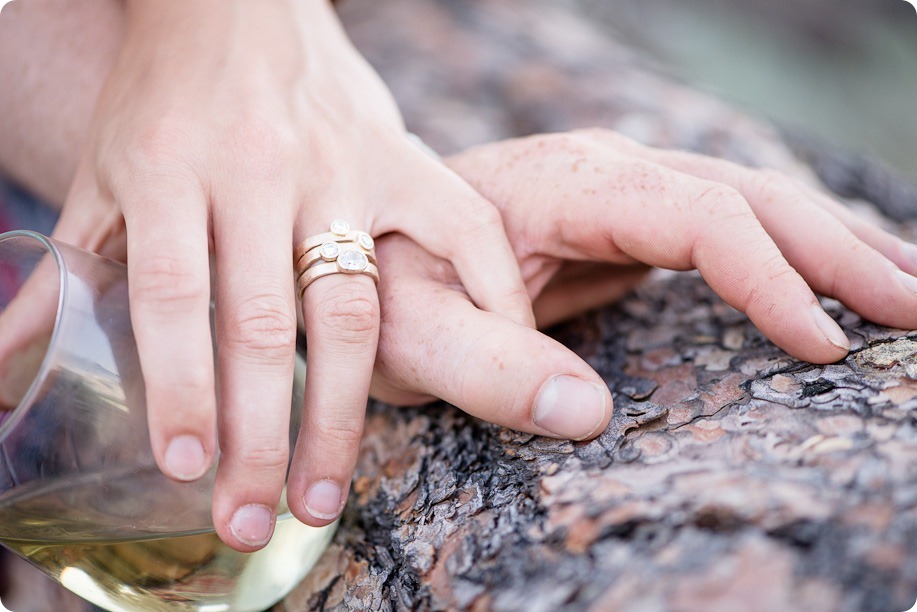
[164,435,208,481]
[896,269,917,294]
[811,305,850,351]
[533,375,608,441]
[304,479,344,521]
[230,504,274,547]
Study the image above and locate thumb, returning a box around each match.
[0,169,122,408]
[53,166,126,260]
[375,244,612,441]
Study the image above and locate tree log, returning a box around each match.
[4,0,916,610]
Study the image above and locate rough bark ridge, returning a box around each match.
[5,0,916,610]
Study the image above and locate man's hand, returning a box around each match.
[369,130,917,440]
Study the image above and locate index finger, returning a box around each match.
[287,266,379,527]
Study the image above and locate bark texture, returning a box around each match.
[5,0,917,610]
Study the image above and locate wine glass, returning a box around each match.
[0,230,333,612]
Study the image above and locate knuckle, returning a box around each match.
[314,415,364,449]
[748,168,787,192]
[688,185,762,249]
[494,132,593,172]
[127,119,195,173]
[234,440,289,474]
[761,253,797,285]
[825,220,863,251]
[505,284,532,305]
[158,365,213,401]
[689,184,750,219]
[743,252,796,314]
[455,197,504,238]
[824,227,869,296]
[571,126,620,146]
[741,167,796,205]
[225,292,297,356]
[131,255,209,312]
[615,159,667,198]
[316,288,380,337]
[226,116,297,181]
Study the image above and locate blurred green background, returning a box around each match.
[577,0,917,180]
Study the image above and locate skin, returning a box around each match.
[369,131,917,412]
[2,0,917,552]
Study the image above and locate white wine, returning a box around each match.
[0,471,335,612]
[1,516,333,612]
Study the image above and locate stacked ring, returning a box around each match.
[294,220,379,297]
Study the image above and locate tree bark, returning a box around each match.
[5,0,917,610]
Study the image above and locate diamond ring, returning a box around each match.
[293,220,375,266]
[297,238,376,271]
[294,220,379,297]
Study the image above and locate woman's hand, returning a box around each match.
[368,130,917,438]
[51,0,532,551]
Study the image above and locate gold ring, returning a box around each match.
[294,220,380,298]
[293,219,375,266]
[297,261,380,298]
[297,240,377,271]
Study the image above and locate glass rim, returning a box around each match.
[0,229,67,443]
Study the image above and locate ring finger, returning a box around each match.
[287,220,380,527]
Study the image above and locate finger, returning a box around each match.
[534,263,650,328]
[449,135,849,363]
[208,199,298,552]
[287,270,379,527]
[735,171,917,330]
[667,181,850,364]
[54,166,128,260]
[0,239,57,408]
[121,175,216,486]
[614,143,917,330]
[589,132,917,276]
[374,237,611,440]
[789,181,917,276]
[384,152,535,328]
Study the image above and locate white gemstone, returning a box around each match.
[337,250,368,272]
[330,220,350,236]
[358,233,375,250]
[320,242,341,260]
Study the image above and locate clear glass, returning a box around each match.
[0,230,333,612]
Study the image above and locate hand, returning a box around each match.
[368,130,917,440]
[50,0,532,551]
